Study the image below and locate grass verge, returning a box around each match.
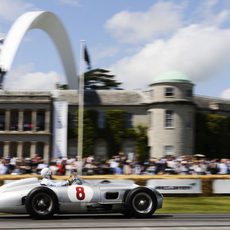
[157,196,230,214]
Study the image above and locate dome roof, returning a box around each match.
[153,71,192,84]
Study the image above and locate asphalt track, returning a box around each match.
[0,214,230,230]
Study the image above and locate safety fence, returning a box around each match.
[1,175,230,196]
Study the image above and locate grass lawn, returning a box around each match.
[157,196,230,214]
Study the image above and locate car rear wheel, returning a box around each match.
[25,187,58,219]
[124,187,156,218]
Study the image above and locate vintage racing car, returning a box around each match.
[0,176,163,219]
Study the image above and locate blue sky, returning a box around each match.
[0,0,230,99]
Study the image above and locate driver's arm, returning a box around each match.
[41,178,69,187]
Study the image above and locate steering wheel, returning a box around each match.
[71,176,83,185]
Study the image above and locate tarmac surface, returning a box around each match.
[0,213,230,230]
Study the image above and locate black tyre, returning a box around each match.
[124,187,157,218]
[25,187,58,219]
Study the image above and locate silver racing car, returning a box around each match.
[0,176,163,219]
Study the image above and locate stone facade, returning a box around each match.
[0,76,229,161]
[147,80,195,158]
[0,91,52,162]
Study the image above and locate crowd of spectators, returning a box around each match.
[0,153,230,176]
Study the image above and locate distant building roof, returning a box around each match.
[152,71,192,84]
[56,90,148,105]
[0,90,229,113]
[194,95,230,114]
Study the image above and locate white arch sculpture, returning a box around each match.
[0,11,78,89]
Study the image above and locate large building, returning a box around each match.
[0,72,229,162]
[0,91,52,162]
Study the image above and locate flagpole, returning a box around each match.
[77,40,85,176]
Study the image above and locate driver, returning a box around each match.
[68,169,82,185]
[40,167,73,187]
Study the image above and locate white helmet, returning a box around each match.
[40,167,52,178]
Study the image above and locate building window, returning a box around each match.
[36,142,44,158]
[9,142,17,157]
[23,110,32,131]
[37,110,45,131]
[10,110,19,131]
[186,89,192,97]
[165,110,174,128]
[164,145,174,155]
[0,111,5,131]
[0,142,3,157]
[23,142,31,158]
[125,112,133,128]
[165,87,175,97]
[98,111,105,129]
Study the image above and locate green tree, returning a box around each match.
[84,68,122,90]
[82,110,98,155]
[69,108,149,160]
[105,110,127,155]
[195,112,209,155]
[135,125,149,162]
[195,112,230,158]
[70,109,98,157]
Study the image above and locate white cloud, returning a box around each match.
[0,0,36,22]
[58,0,81,7]
[221,89,230,99]
[92,45,119,65]
[194,0,230,27]
[105,1,183,44]
[4,65,63,90]
[110,25,230,89]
